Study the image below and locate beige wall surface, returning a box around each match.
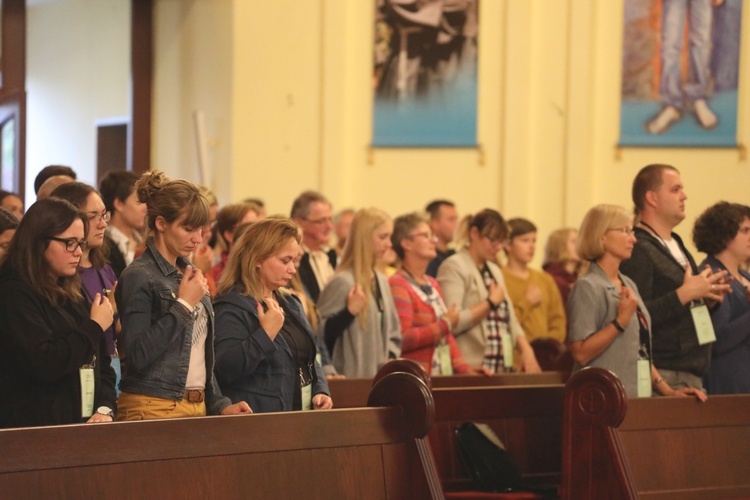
[152,0,749,262]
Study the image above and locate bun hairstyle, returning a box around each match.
[135,170,210,235]
[0,198,87,305]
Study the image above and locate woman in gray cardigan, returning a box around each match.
[317,208,401,377]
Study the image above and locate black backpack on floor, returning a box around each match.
[454,421,522,492]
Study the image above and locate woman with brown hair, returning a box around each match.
[437,209,541,374]
[0,198,116,427]
[115,171,251,420]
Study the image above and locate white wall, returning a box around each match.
[25,0,130,202]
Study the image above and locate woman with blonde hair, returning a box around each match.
[116,171,251,420]
[438,209,541,374]
[542,227,581,306]
[568,204,705,400]
[317,207,401,377]
[214,218,332,412]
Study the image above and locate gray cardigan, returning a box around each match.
[436,248,525,367]
[316,269,401,377]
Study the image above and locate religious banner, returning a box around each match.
[372,0,479,147]
[619,0,742,147]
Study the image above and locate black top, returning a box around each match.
[426,248,456,278]
[0,268,117,428]
[297,249,338,303]
[278,313,316,411]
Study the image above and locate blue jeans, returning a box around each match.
[660,0,712,110]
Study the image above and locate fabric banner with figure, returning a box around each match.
[619,0,742,147]
[372,0,479,147]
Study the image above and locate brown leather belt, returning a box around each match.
[184,389,205,403]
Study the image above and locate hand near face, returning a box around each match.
[346,285,367,315]
[179,265,208,307]
[90,293,115,331]
[258,299,285,341]
[191,244,213,273]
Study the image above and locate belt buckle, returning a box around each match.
[186,389,204,403]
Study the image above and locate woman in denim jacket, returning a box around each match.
[214,218,332,412]
[115,171,252,420]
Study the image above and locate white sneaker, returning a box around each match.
[645,106,681,134]
[694,99,717,129]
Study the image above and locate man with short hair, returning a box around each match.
[620,164,728,390]
[33,165,77,194]
[99,171,147,278]
[425,200,458,277]
[291,190,337,303]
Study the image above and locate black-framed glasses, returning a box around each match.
[47,236,88,253]
[87,210,111,223]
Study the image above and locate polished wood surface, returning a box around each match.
[0,372,439,500]
[561,367,750,500]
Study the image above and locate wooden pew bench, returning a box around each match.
[562,367,750,500]
[0,372,440,500]
[328,367,568,409]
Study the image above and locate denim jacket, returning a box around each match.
[116,239,231,414]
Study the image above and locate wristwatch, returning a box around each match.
[95,406,114,419]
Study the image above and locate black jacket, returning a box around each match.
[297,249,338,303]
[0,269,117,428]
[619,228,711,376]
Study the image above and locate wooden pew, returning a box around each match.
[328,360,568,409]
[0,372,440,500]
[561,367,750,500]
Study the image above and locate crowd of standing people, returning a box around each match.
[2,161,749,429]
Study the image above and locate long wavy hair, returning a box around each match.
[0,198,88,305]
[217,217,301,300]
[338,207,391,326]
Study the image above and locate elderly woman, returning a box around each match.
[0,198,116,427]
[214,218,332,412]
[389,212,487,375]
[116,171,251,420]
[437,209,541,374]
[693,202,750,394]
[542,227,581,307]
[568,204,706,400]
[317,207,401,377]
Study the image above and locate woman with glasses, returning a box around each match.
[0,198,116,427]
[389,212,488,375]
[693,202,750,394]
[437,209,541,374]
[51,182,121,390]
[115,171,251,420]
[317,207,401,377]
[568,204,705,400]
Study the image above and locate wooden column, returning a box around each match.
[131,0,153,175]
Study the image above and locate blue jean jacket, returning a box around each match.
[116,239,231,414]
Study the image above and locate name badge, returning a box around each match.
[301,383,313,411]
[80,366,95,418]
[501,331,514,369]
[637,359,652,398]
[437,342,453,375]
[691,304,716,345]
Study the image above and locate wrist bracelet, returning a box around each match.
[612,319,625,333]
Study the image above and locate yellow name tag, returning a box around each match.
[80,367,95,418]
[691,304,717,346]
